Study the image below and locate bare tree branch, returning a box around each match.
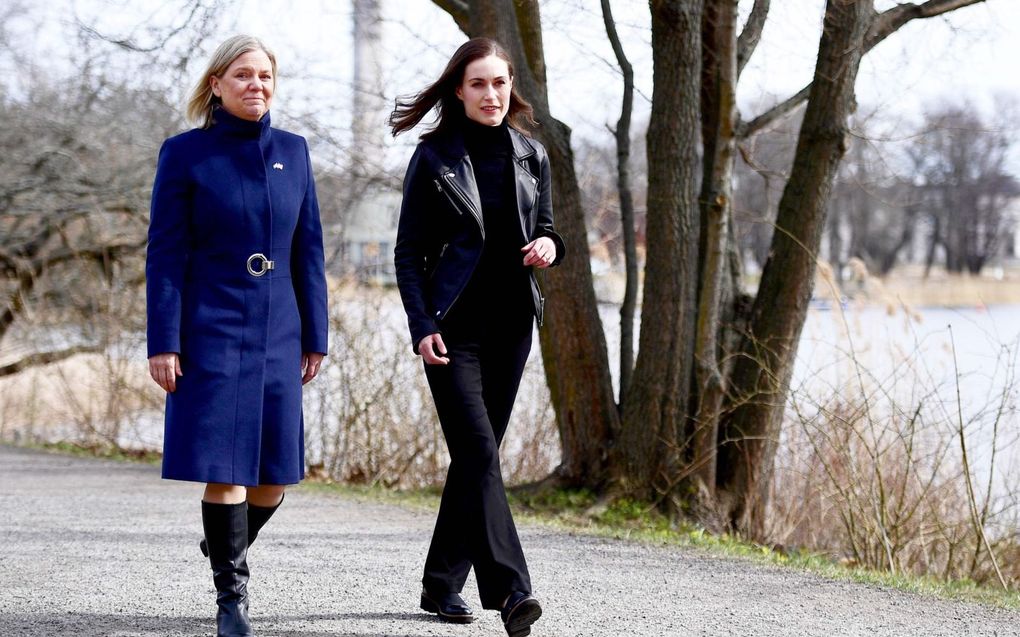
[738,0,986,139]
[600,0,638,405]
[0,345,103,377]
[867,0,985,48]
[737,85,810,139]
[736,0,769,77]
[74,0,208,53]
[32,240,147,274]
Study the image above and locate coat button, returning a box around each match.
[435,310,441,316]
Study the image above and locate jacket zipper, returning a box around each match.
[440,172,484,239]
[434,248,482,323]
[428,242,449,280]
[431,173,484,321]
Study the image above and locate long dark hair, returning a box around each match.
[389,37,536,138]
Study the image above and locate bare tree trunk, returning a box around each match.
[849,141,871,270]
[691,0,738,497]
[717,0,873,536]
[616,0,702,498]
[924,213,940,278]
[434,0,620,487]
[537,118,620,487]
[600,0,638,407]
[431,0,984,505]
[827,191,843,278]
[878,204,915,275]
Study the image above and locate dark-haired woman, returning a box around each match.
[390,37,564,637]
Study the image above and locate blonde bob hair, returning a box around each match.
[186,35,277,128]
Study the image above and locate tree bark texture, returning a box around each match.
[717,0,874,535]
[616,0,702,496]
[692,0,737,496]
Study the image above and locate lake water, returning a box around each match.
[792,303,1020,497]
[593,301,1020,499]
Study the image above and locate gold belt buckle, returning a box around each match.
[246,253,275,277]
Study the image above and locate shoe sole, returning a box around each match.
[504,598,542,637]
[419,594,476,624]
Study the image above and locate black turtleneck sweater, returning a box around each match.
[444,119,532,329]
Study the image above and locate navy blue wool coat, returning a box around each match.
[146,108,328,486]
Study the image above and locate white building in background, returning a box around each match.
[338,0,399,285]
[342,188,402,283]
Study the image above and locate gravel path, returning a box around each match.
[0,444,1017,636]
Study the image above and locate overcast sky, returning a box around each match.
[9,0,1019,169]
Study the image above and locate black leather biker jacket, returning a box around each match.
[393,125,565,351]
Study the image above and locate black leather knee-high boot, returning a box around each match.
[201,494,284,557]
[202,501,254,637]
[245,494,283,547]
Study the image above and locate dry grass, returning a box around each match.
[303,282,560,489]
[863,263,1020,309]
[767,259,1020,588]
[0,282,560,488]
[0,353,160,446]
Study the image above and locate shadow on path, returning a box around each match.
[0,610,443,637]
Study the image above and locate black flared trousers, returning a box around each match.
[421,310,533,610]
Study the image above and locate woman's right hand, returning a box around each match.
[418,333,450,365]
[148,353,183,392]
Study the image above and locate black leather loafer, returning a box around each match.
[501,591,542,637]
[420,589,476,624]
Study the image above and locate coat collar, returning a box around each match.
[508,127,537,161]
[428,121,536,165]
[210,106,273,144]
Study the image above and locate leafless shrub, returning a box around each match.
[500,359,560,484]
[0,259,163,449]
[302,283,559,488]
[302,282,443,487]
[768,287,1020,588]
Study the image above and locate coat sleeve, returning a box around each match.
[146,138,191,358]
[534,148,565,267]
[393,146,440,352]
[291,138,329,355]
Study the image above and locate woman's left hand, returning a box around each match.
[301,352,324,385]
[521,236,556,269]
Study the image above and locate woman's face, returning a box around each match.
[210,49,275,121]
[455,54,512,127]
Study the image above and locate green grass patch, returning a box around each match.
[505,485,1020,610]
[303,477,1020,609]
[32,440,162,464]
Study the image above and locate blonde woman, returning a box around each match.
[146,35,327,637]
